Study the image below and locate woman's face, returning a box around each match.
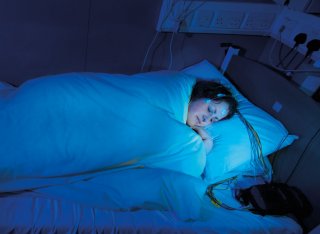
[187,98,230,127]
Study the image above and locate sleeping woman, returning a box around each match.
[0,71,237,190]
[187,80,238,153]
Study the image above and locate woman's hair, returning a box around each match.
[190,80,238,120]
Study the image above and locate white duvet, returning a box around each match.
[0,71,206,191]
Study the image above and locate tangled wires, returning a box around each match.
[237,110,270,180]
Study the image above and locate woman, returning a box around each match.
[187,80,238,153]
[0,73,237,185]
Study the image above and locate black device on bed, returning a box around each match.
[236,183,312,222]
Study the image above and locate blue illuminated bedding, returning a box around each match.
[0,70,302,233]
[0,183,302,233]
[0,71,206,191]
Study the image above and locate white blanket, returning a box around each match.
[0,71,206,191]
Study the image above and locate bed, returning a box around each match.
[0,57,303,233]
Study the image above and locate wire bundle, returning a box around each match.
[237,111,270,180]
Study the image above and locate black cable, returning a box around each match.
[293,39,320,70]
[280,33,307,69]
[276,31,294,68]
[292,56,309,70]
[285,127,320,183]
[277,44,292,68]
[276,48,285,67]
[283,52,299,69]
[237,48,320,74]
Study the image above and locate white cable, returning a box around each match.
[168,32,175,70]
[140,31,160,72]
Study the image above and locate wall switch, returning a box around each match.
[272,101,283,113]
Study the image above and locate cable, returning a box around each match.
[165,0,210,70]
[178,0,209,21]
[141,0,182,72]
[268,38,320,74]
[168,32,176,70]
[285,127,320,183]
[237,111,270,180]
[156,1,210,71]
[178,0,193,21]
[293,39,320,70]
[281,33,307,69]
[283,51,299,69]
[206,176,250,211]
[277,33,307,69]
[158,0,196,32]
[158,0,180,31]
[140,31,160,72]
[277,32,287,68]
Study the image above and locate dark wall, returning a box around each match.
[0,0,269,85]
[0,0,90,84]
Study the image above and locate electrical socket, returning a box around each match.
[271,8,320,61]
[193,10,214,28]
[243,12,277,30]
[272,101,283,113]
[212,11,244,29]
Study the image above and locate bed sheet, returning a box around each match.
[0,192,302,234]
[0,71,205,191]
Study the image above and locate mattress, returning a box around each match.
[0,192,302,234]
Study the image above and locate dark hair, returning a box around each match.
[190,80,238,120]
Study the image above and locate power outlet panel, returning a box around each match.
[157,0,320,62]
[270,8,320,61]
[213,11,245,29]
[157,0,281,35]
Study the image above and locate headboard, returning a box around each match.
[226,55,320,229]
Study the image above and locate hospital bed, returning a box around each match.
[1,55,313,233]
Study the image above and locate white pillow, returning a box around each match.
[183,60,298,184]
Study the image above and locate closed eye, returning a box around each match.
[210,116,220,123]
[208,106,216,114]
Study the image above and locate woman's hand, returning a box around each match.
[193,127,213,154]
